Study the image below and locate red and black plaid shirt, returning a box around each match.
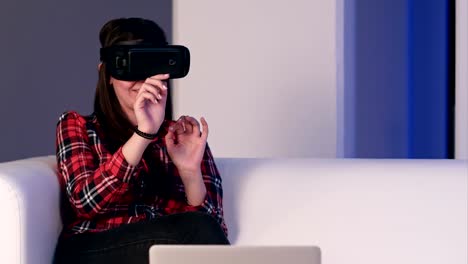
[56,111,227,237]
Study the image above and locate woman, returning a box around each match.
[53,17,229,264]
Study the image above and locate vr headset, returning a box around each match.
[100,43,190,81]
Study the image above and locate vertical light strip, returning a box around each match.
[337,0,357,158]
[456,0,468,159]
[336,0,345,158]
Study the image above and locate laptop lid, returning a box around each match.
[149,245,321,264]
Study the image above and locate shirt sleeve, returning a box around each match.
[55,111,142,219]
[165,143,228,236]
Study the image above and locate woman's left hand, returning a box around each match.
[165,116,209,183]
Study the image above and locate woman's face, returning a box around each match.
[111,77,143,113]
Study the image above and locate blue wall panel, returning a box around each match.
[344,0,452,158]
[408,0,451,158]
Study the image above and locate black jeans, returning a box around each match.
[53,211,230,264]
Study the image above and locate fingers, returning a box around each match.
[164,128,176,147]
[144,77,168,94]
[141,82,166,99]
[184,116,201,135]
[170,116,208,140]
[139,91,158,104]
[172,116,195,135]
[200,117,209,141]
[149,73,170,81]
[144,74,169,99]
[137,74,169,102]
[135,90,160,110]
[137,85,166,109]
[170,118,186,135]
[135,84,160,107]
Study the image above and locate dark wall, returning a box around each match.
[0,1,172,162]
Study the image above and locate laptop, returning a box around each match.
[149,245,321,264]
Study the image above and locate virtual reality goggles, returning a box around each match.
[100,44,190,81]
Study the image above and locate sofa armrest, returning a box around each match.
[0,156,61,264]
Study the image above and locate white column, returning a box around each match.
[172,0,337,158]
[336,0,345,158]
[456,0,468,159]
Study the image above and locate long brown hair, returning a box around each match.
[94,18,173,153]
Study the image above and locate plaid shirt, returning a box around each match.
[56,111,227,237]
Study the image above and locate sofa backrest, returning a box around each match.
[0,156,466,264]
[215,158,468,264]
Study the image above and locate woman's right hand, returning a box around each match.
[134,73,170,134]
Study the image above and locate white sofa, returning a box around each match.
[0,156,466,264]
